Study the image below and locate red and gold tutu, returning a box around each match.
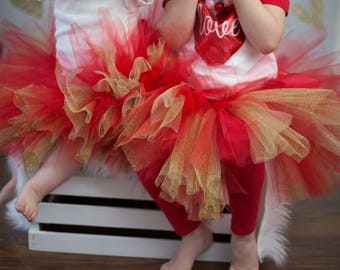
[118,77,340,220]
[0,18,70,169]
[0,7,339,221]
[54,9,194,168]
[113,20,340,220]
[0,8,191,170]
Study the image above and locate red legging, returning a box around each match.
[137,158,200,236]
[137,159,265,236]
[224,161,265,236]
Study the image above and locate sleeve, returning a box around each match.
[261,0,290,15]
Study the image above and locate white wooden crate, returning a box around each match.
[29,174,231,262]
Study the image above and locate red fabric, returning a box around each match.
[125,93,265,235]
[137,156,200,236]
[3,1,339,239]
[224,162,265,235]
[261,0,290,14]
[194,1,246,66]
[193,0,289,66]
[0,20,72,166]
[137,154,265,236]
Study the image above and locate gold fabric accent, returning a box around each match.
[153,87,340,220]
[10,0,43,18]
[22,133,55,170]
[0,126,20,145]
[153,105,224,219]
[155,113,202,196]
[190,109,224,220]
[147,38,166,65]
[117,85,185,149]
[149,86,185,135]
[57,37,158,162]
[292,0,324,29]
[230,99,310,163]
[249,88,340,156]
[0,85,58,169]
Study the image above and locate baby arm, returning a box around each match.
[233,0,286,54]
[161,0,198,49]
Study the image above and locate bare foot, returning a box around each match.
[15,181,44,222]
[229,232,259,270]
[160,223,213,270]
[0,177,17,206]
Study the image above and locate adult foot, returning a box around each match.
[160,223,213,270]
[15,181,43,222]
[229,232,259,270]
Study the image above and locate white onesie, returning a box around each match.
[184,0,278,89]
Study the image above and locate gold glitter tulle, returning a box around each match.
[125,85,340,220]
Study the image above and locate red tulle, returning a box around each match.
[0,18,71,167]
[0,6,339,219]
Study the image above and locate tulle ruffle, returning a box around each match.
[56,10,193,164]
[1,7,339,221]
[0,6,190,170]
[0,19,70,169]
[114,28,340,220]
[117,82,340,220]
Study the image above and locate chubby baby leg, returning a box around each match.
[15,180,44,222]
[16,139,80,222]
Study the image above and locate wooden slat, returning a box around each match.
[29,224,231,262]
[36,202,173,230]
[51,175,151,200]
[36,202,231,234]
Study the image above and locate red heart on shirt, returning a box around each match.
[194,2,245,66]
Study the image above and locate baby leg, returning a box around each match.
[16,139,81,222]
